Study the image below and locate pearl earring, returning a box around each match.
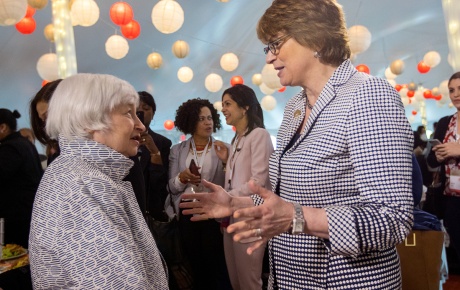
[314,51,321,58]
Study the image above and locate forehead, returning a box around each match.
[199,106,211,115]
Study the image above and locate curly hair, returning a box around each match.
[29,79,62,145]
[257,0,350,66]
[174,98,222,135]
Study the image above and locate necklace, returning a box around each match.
[303,90,313,110]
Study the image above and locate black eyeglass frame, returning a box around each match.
[263,35,291,55]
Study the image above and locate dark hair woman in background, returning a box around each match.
[0,108,43,248]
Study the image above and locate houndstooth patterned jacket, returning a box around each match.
[266,60,413,289]
[29,135,169,289]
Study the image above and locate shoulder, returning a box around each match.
[248,127,270,139]
[150,130,172,146]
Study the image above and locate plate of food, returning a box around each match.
[1,244,28,261]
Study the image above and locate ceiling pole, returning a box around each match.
[51,0,77,78]
[442,0,460,72]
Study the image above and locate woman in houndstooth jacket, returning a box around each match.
[180,0,414,289]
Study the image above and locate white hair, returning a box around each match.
[46,73,139,140]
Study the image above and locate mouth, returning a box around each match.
[130,135,141,144]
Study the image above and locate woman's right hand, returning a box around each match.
[179,168,201,186]
[214,140,229,163]
[433,142,460,162]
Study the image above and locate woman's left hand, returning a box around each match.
[226,180,294,255]
[433,143,460,161]
[140,131,160,154]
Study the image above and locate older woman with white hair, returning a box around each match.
[28,74,168,289]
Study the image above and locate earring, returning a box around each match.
[314,51,321,58]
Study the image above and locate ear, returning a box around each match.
[0,123,6,133]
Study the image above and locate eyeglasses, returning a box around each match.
[263,35,290,55]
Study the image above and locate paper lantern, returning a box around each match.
[408,82,418,92]
[278,86,286,92]
[25,5,35,17]
[15,16,35,34]
[385,67,397,80]
[423,51,441,68]
[230,76,244,86]
[105,35,129,59]
[220,52,239,72]
[259,83,275,95]
[110,2,133,26]
[261,95,277,111]
[177,66,193,83]
[41,79,48,86]
[252,73,262,86]
[395,84,402,92]
[180,134,186,141]
[151,0,184,34]
[146,52,163,69]
[417,61,430,74]
[216,0,229,2]
[164,120,175,130]
[423,90,432,99]
[439,80,449,96]
[432,87,440,97]
[213,101,222,112]
[407,90,415,98]
[43,23,54,42]
[71,0,99,27]
[356,64,370,74]
[172,40,189,58]
[348,25,372,54]
[0,0,27,26]
[261,64,282,90]
[121,19,140,39]
[401,96,410,106]
[205,73,223,93]
[36,53,58,81]
[27,0,47,10]
[390,59,405,75]
[387,79,396,87]
[399,88,408,99]
[412,110,417,116]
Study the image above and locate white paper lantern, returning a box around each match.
[252,73,262,86]
[36,53,59,81]
[151,0,184,34]
[43,23,54,42]
[423,51,441,68]
[177,66,193,82]
[401,96,410,106]
[385,67,397,80]
[431,87,440,96]
[399,87,408,99]
[387,79,396,87]
[205,73,223,93]
[390,59,405,75]
[261,64,282,90]
[414,90,424,102]
[71,0,99,27]
[172,40,189,58]
[213,101,222,112]
[350,53,357,63]
[259,83,275,95]
[146,52,163,69]
[105,35,129,59]
[348,25,372,54]
[28,0,47,10]
[408,115,415,124]
[261,95,277,111]
[439,80,449,96]
[220,52,239,72]
[0,0,27,26]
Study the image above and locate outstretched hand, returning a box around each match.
[179,179,234,221]
[227,180,293,255]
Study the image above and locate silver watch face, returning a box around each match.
[292,218,305,235]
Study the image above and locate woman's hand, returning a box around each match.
[214,140,229,163]
[179,168,201,186]
[226,180,294,255]
[433,142,460,162]
[180,179,234,220]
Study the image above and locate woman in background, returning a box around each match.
[168,98,231,290]
[0,109,43,248]
[29,73,167,289]
[214,84,273,290]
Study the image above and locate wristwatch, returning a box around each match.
[290,203,305,235]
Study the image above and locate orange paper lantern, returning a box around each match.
[164,120,174,131]
[121,19,140,39]
[232,126,236,132]
[41,80,48,86]
[25,5,35,17]
[417,61,430,74]
[356,64,370,74]
[407,90,415,98]
[412,110,417,116]
[109,2,133,26]
[395,84,402,92]
[423,90,432,99]
[230,75,244,86]
[15,17,36,34]
[434,95,442,101]
[278,86,286,92]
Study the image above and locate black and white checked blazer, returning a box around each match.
[266,60,414,289]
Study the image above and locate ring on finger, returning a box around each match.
[255,228,262,237]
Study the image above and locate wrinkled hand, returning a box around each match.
[433,143,460,162]
[179,168,201,186]
[214,140,229,163]
[180,179,233,221]
[226,180,293,255]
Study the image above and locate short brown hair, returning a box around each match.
[257,0,350,66]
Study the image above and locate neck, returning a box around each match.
[235,118,248,137]
[302,63,338,104]
[193,135,209,145]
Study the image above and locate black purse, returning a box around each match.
[422,172,446,220]
[146,195,193,290]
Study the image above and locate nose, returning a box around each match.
[135,115,146,132]
[265,51,276,64]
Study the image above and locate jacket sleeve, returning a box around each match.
[427,115,451,168]
[168,144,184,195]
